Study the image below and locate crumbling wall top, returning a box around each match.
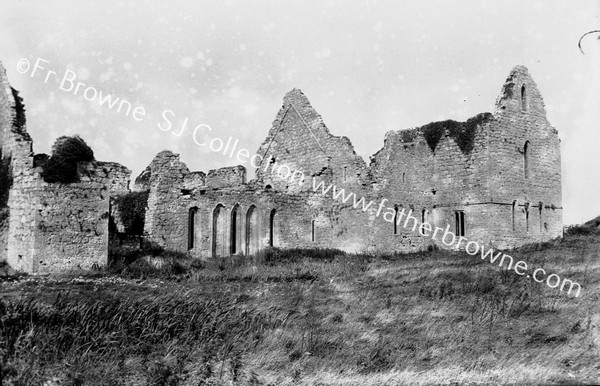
[183,171,206,191]
[134,150,190,191]
[0,62,33,164]
[494,65,547,119]
[206,165,246,188]
[255,88,368,192]
[93,161,131,194]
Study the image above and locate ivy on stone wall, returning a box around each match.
[420,113,492,154]
[422,120,450,152]
[0,208,7,225]
[502,82,515,99]
[114,191,149,235]
[40,135,95,183]
[134,167,151,190]
[10,88,26,130]
[399,129,418,143]
[458,113,493,153]
[0,150,11,208]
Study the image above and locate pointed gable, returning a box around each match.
[254,89,366,192]
[494,65,547,119]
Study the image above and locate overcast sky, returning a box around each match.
[1,0,599,225]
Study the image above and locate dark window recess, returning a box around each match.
[455,211,465,237]
[393,205,399,235]
[524,141,530,178]
[188,207,198,250]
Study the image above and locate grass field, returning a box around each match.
[1,230,599,385]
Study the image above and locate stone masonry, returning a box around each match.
[0,62,130,273]
[0,63,563,272]
[137,65,562,258]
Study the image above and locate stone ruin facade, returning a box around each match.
[0,62,562,273]
[0,63,130,274]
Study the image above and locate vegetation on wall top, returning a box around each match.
[399,129,418,143]
[422,121,447,152]
[420,112,493,154]
[40,135,95,183]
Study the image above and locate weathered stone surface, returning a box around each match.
[0,62,131,273]
[255,89,368,194]
[0,62,563,271]
[139,66,562,257]
[206,166,246,189]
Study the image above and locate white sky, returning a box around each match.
[1,0,599,225]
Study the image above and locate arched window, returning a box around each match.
[188,207,198,250]
[402,172,406,183]
[269,209,276,247]
[311,219,316,242]
[343,166,347,182]
[521,85,528,112]
[212,204,226,257]
[524,141,530,179]
[230,204,241,255]
[245,205,259,255]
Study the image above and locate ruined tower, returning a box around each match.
[0,62,131,274]
[367,65,562,250]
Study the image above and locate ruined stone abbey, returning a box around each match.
[0,62,563,273]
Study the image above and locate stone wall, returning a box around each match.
[139,65,563,258]
[0,60,130,273]
[367,112,493,251]
[97,161,131,236]
[486,65,563,247]
[206,165,246,188]
[97,161,131,195]
[183,172,206,191]
[11,179,110,273]
[0,62,33,263]
[143,151,191,249]
[184,189,310,258]
[7,160,127,273]
[254,89,368,194]
[1,62,564,272]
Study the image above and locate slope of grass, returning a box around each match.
[1,235,599,385]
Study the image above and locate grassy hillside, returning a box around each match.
[1,231,599,385]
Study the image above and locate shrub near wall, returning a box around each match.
[40,135,95,183]
[113,191,149,236]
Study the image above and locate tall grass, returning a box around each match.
[2,235,598,385]
[0,292,284,385]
